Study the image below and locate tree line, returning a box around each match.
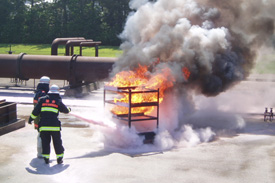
[0,0,133,46]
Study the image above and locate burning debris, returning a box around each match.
[104,64,170,143]
[106,64,174,115]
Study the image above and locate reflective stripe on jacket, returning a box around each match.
[30,93,70,132]
[39,126,61,131]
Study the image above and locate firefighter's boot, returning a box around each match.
[57,157,63,164]
[44,158,49,164]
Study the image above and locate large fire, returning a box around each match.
[107,64,175,115]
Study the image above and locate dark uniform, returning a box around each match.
[33,80,50,158]
[33,83,49,129]
[29,92,71,164]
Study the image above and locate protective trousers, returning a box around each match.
[40,131,64,159]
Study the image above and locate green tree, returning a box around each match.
[0,0,132,45]
[25,1,54,43]
[0,0,12,42]
[66,0,102,40]
[1,0,27,43]
[99,0,131,45]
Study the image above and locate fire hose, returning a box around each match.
[69,112,109,128]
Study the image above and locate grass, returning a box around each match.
[252,51,275,74]
[0,43,122,57]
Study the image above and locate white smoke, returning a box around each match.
[77,105,218,153]
[73,89,249,154]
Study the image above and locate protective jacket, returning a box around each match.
[33,83,49,104]
[30,93,71,132]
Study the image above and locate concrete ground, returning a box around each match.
[0,75,275,183]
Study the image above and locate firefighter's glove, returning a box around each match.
[28,117,33,125]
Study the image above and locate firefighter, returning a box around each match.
[33,76,50,158]
[28,84,71,164]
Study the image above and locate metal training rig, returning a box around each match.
[104,85,159,143]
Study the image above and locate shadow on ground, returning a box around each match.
[25,158,69,175]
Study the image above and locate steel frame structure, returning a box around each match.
[104,85,160,129]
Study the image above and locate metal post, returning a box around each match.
[70,46,74,56]
[157,88,159,128]
[95,45,99,57]
[128,89,132,128]
[103,88,106,107]
[8,45,13,54]
[80,46,83,56]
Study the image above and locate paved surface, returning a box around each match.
[0,76,275,183]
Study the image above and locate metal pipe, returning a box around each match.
[65,39,93,56]
[80,41,102,56]
[0,54,117,86]
[51,37,85,55]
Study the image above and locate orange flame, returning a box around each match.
[182,67,191,81]
[107,65,175,115]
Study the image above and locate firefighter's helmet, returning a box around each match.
[49,84,60,94]
[39,76,50,84]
